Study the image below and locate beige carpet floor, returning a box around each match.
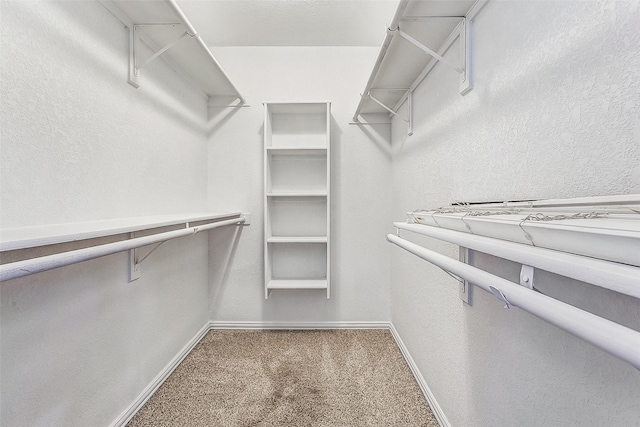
[127,329,438,427]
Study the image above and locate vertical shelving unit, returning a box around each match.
[264,102,331,299]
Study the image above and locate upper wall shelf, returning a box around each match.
[352,0,486,134]
[0,212,242,252]
[100,0,244,104]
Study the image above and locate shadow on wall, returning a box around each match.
[393,1,639,160]
[24,1,209,134]
[463,251,640,426]
[207,97,245,139]
[208,225,245,316]
[350,114,393,159]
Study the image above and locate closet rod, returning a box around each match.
[386,234,640,370]
[0,216,246,282]
[393,222,640,299]
[352,0,410,122]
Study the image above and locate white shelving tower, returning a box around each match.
[263,102,331,299]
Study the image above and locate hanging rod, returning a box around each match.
[0,216,246,282]
[386,233,640,370]
[393,222,640,299]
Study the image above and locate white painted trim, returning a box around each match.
[109,322,211,427]
[388,323,451,427]
[208,321,391,330]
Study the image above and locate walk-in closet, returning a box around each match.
[1,0,639,426]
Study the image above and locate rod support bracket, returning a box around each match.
[128,232,141,282]
[489,286,512,309]
[520,265,535,290]
[128,234,166,282]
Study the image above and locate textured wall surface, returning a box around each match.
[1,1,208,227]
[1,1,211,426]
[205,46,393,323]
[390,1,640,426]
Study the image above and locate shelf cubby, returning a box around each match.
[266,148,327,194]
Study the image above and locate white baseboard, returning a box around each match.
[388,323,451,427]
[208,320,391,330]
[111,320,449,427]
[109,322,211,427]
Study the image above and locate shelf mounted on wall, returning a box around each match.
[100,0,245,106]
[263,102,332,299]
[351,0,487,135]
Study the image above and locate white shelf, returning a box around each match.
[266,147,327,155]
[0,212,241,251]
[267,279,328,290]
[264,102,331,298]
[101,0,243,101]
[267,236,328,243]
[267,192,327,197]
[408,195,640,267]
[353,0,485,128]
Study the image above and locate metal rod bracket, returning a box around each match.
[520,265,535,290]
[489,286,512,309]
[128,232,141,282]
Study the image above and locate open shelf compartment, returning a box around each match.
[266,149,327,194]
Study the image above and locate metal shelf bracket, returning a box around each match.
[396,17,472,95]
[398,28,463,74]
[130,23,193,88]
[358,89,414,136]
[128,232,167,282]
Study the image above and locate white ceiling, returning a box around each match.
[176,0,400,47]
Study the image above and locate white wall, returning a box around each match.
[205,47,393,323]
[390,1,640,426]
[1,1,211,425]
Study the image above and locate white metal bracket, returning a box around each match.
[362,90,414,136]
[129,23,192,88]
[459,17,472,94]
[128,233,166,283]
[489,286,512,309]
[128,232,141,282]
[396,17,471,95]
[398,29,463,74]
[519,265,535,290]
[458,247,473,305]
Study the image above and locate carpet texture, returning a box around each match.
[127,329,438,426]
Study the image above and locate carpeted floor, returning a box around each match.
[127,329,438,426]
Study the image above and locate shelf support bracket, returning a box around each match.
[459,17,472,94]
[519,265,535,290]
[397,29,464,74]
[128,234,167,283]
[130,23,192,87]
[365,91,414,136]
